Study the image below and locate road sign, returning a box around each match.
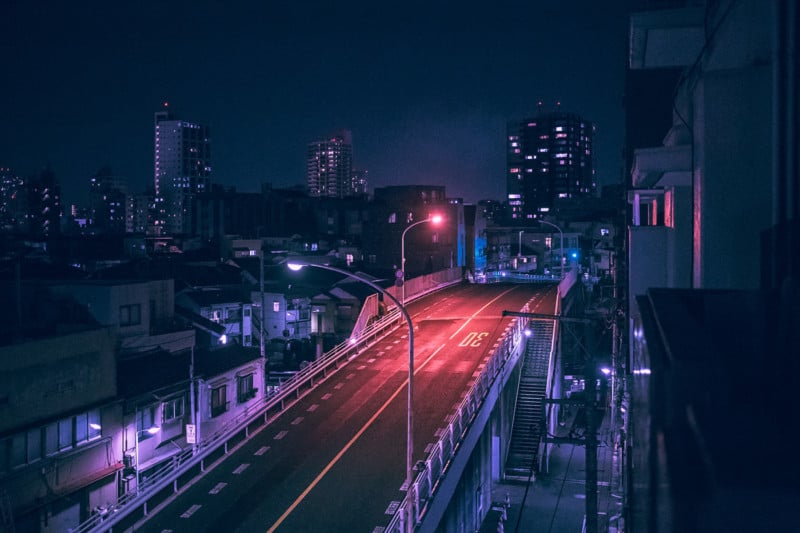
[186,424,196,444]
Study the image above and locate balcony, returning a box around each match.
[631,145,691,189]
[629,7,704,69]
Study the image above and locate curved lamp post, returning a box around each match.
[538,219,564,277]
[286,260,417,531]
[401,214,443,305]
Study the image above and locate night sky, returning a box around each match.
[0,0,628,207]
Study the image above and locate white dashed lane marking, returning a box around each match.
[385,501,400,515]
[209,482,227,494]
[322,393,333,400]
[307,404,319,412]
[233,463,250,475]
[181,504,201,518]
[254,446,270,456]
[274,430,288,440]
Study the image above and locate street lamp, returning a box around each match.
[401,214,443,305]
[538,219,564,277]
[286,260,417,531]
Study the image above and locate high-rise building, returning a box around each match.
[125,192,151,234]
[154,105,212,235]
[0,166,24,232]
[307,130,353,198]
[507,109,596,222]
[20,166,62,236]
[88,166,127,234]
[350,169,369,196]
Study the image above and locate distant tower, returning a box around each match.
[89,166,127,234]
[507,106,596,222]
[0,166,24,232]
[307,130,353,198]
[350,169,369,196]
[154,103,212,235]
[21,166,62,236]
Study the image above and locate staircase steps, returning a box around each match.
[504,320,554,481]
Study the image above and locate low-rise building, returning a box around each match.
[0,322,121,532]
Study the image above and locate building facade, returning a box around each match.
[0,167,24,232]
[154,107,212,236]
[507,110,596,222]
[88,167,128,235]
[363,185,458,276]
[306,130,353,198]
[623,1,799,530]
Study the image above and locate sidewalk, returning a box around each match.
[481,408,622,533]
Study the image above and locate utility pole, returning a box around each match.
[584,320,598,533]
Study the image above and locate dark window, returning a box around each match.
[120,304,142,326]
[237,374,256,403]
[211,385,228,417]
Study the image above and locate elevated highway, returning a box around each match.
[105,282,559,532]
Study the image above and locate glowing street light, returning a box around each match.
[287,260,417,530]
[401,214,443,305]
[538,219,564,277]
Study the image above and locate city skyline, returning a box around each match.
[0,1,627,207]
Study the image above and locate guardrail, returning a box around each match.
[384,301,533,532]
[482,271,560,284]
[70,273,466,533]
[71,306,407,533]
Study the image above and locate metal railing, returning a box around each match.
[384,301,534,532]
[70,272,466,533]
[71,306,408,533]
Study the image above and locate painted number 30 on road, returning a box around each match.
[458,332,488,347]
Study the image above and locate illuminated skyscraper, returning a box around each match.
[154,105,212,235]
[307,130,353,198]
[507,109,596,222]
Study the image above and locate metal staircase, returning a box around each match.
[504,319,554,481]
